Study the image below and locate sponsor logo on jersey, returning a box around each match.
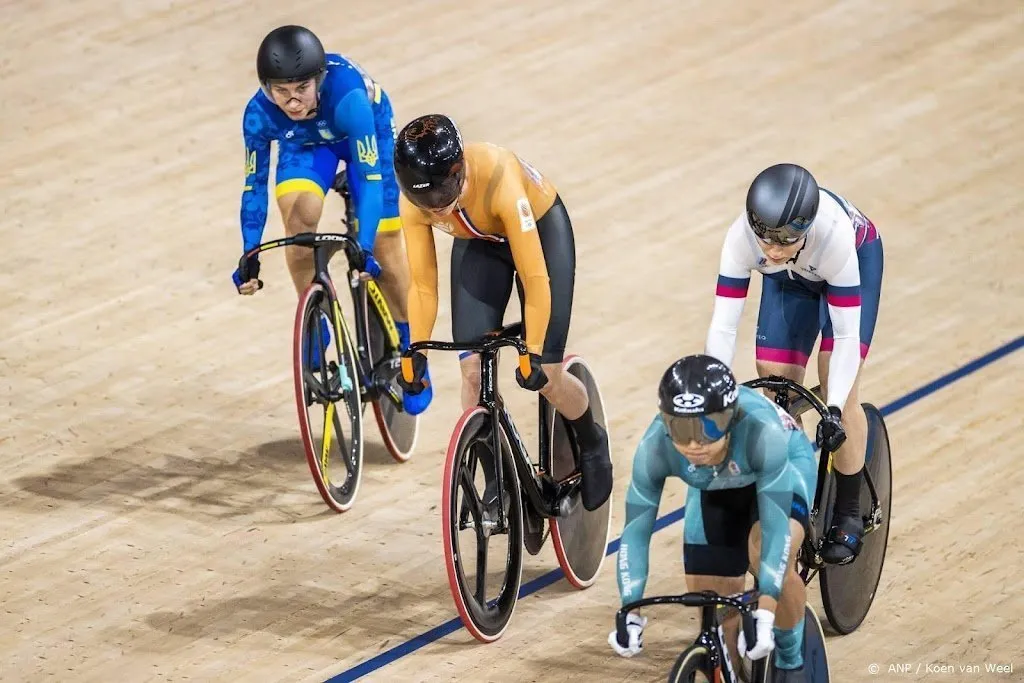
[727,460,741,476]
[356,135,378,166]
[285,129,295,139]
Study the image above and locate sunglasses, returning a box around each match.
[661,409,735,446]
[748,212,811,246]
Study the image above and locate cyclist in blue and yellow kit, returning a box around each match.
[233,26,419,408]
[609,355,815,683]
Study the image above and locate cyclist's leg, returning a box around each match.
[753,276,822,425]
[818,234,883,559]
[450,238,514,411]
[683,485,753,674]
[519,196,611,510]
[748,447,815,672]
[275,143,338,294]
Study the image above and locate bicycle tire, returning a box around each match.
[441,407,524,643]
[669,645,715,682]
[820,403,892,634]
[294,281,364,513]
[549,355,612,588]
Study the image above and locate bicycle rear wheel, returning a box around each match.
[365,282,418,462]
[819,403,892,634]
[294,282,363,513]
[669,645,715,682]
[549,355,613,589]
[441,407,524,643]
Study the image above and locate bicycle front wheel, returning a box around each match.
[669,645,715,683]
[294,282,364,513]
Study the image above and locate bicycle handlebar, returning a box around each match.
[237,232,360,283]
[742,375,829,420]
[401,331,531,384]
[615,590,761,655]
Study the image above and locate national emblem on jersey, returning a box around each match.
[315,120,336,141]
[356,135,378,166]
[516,197,536,232]
[516,154,544,187]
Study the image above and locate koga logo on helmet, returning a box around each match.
[672,393,705,413]
[723,387,739,405]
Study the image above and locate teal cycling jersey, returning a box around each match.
[616,386,816,602]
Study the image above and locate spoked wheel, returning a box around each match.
[669,645,715,682]
[819,403,892,634]
[364,282,418,463]
[441,407,524,643]
[549,355,613,589]
[761,604,831,681]
[294,282,363,513]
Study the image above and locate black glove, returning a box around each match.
[398,351,429,395]
[515,353,549,391]
[816,405,847,451]
[232,254,261,292]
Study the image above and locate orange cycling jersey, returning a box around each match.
[399,142,560,356]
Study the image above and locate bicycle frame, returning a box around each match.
[742,375,883,578]
[405,331,582,531]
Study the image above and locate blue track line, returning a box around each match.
[328,334,1023,682]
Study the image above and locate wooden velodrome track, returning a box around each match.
[2,1,1022,681]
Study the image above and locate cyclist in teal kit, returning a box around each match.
[609,355,816,682]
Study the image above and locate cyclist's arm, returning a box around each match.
[751,424,798,607]
[399,198,439,344]
[821,236,862,411]
[333,90,384,253]
[496,175,551,357]
[706,215,754,366]
[616,417,672,605]
[240,101,272,252]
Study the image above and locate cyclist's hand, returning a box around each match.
[738,608,776,661]
[232,255,262,295]
[608,613,646,658]
[515,353,549,391]
[398,351,429,395]
[354,248,381,280]
[816,405,846,451]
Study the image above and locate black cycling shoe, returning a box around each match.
[578,425,612,511]
[821,514,864,565]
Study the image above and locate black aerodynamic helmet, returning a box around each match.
[658,354,740,445]
[745,163,820,245]
[256,25,327,94]
[394,114,466,211]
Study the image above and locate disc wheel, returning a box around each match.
[819,403,892,634]
[549,355,613,588]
